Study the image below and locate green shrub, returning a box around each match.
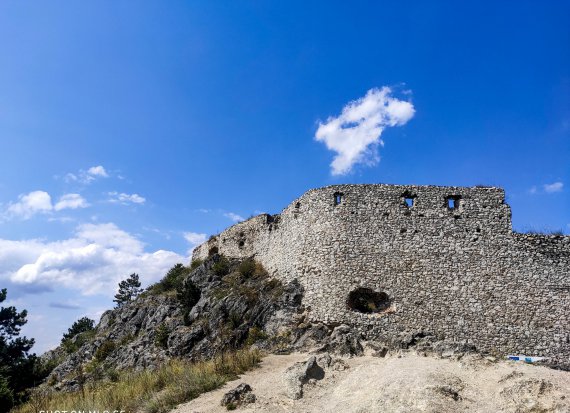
[245,326,268,346]
[62,330,96,354]
[177,278,201,325]
[119,333,135,346]
[94,340,116,362]
[106,368,120,382]
[148,263,190,295]
[155,324,170,349]
[212,257,230,276]
[190,259,203,271]
[237,260,256,278]
[227,312,242,330]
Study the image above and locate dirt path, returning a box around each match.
[173,352,570,413]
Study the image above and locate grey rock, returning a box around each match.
[220,383,256,407]
[283,356,325,400]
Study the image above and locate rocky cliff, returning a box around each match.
[42,255,306,391]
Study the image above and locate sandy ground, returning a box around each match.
[173,351,570,413]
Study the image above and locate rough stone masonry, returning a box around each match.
[193,184,570,367]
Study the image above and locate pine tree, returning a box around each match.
[113,273,143,307]
[61,317,95,343]
[0,288,37,412]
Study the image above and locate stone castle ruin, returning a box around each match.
[193,184,570,367]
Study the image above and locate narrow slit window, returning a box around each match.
[334,192,343,206]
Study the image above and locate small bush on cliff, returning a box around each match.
[177,279,201,325]
[245,326,268,346]
[61,317,96,353]
[149,263,190,295]
[238,259,267,279]
[94,340,116,362]
[237,259,256,278]
[62,330,96,354]
[212,257,230,276]
[155,324,170,349]
[62,317,95,343]
[190,258,203,271]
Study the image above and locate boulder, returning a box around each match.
[282,356,325,399]
[220,383,256,408]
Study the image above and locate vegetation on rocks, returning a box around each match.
[15,254,308,413]
[14,349,261,413]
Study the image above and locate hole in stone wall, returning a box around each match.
[446,195,461,210]
[402,191,416,208]
[333,192,344,206]
[208,246,219,256]
[238,240,245,248]
[295,202,301,209]
[347,288,390,313]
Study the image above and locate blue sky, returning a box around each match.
[0,1,568,353]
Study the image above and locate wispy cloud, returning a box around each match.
[544,182,563,193]
[108,192,146,205]
[315,87,415,175]
[65,165,110,184]
[3,191,88,220]
[224,212,245,223]
[49,301,81,310]
[529,181,564,195]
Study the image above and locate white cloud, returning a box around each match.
[65,165,110,184]
[315,87,415,175]
[544,182,563,193]
[108,192,146,205]
[184,232,208,253]
[1,223,184,296]
[54,193,89,211]
[5,191,52,219]
[87,165,108,178]
[224,212,245,223]
[3,191,90,220]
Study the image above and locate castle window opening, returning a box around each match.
[347,288,390,313]
[334,192,344,206]
[446,195,461,210]
[402,191,416,208]
[208,246,219,256]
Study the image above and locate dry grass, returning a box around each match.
[14,349,261,413]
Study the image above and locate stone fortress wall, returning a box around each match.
[193,184,570,366]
